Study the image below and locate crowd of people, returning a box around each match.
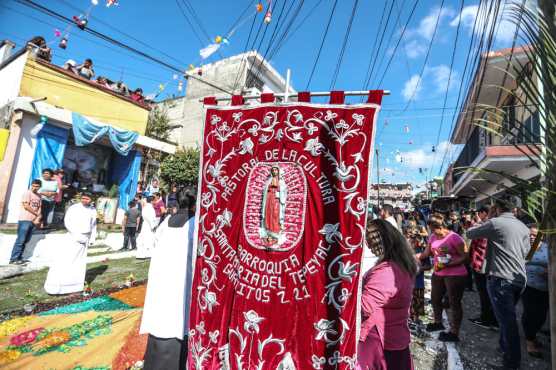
[375,201,549,369]
[5,165,549,369]
[26,36,148,105]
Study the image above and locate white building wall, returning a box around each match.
[5,114,38,223]
[161,52,292,149]
[0,52,27,108]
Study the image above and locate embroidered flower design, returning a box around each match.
[319,223,343,244]
[314,319,337,342]
[304,138,325,156]
[205,290,218,313]
[238,138,254,155]
[216,209,232,229]
[210,115,221,125]
[243,310,264,334]
[232,112,243,122]
[352,113,365,126]
[324,110,338,121]
[334,120,349,130]
[334,162,355,183]
[209,330,219,343]
[196,322,206,335]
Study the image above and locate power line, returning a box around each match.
[401,0,446,110]
[369,0,408,85]
[250,0,294,85]
[174,0,205,45]
[1,3,175,82]
[15,0,185,73]
[271,0,325,56]
[305,0,338,90]
[55,0,190,66]
[438,0,488,173]
[330,0,360,89]
[181,0,211,42]
[363,0,396,90]
[374,0,421,88]
[429,0,465,180]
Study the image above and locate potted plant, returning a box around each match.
[23,290,39,313]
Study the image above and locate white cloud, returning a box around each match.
[427,65,460,93]
[417,7,455,40]
[402,7,454,59]
[449,1,529,45]
[399,141,452,169]
[404,39,427,59]
[402,75,422,101]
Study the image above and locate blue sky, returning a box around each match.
[0,0,521,188]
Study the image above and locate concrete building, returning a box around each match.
[0,40,175,224]
[159,51,295,148]
[369,183,413,210]
[444,46,542,206]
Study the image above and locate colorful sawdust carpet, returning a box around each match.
[0,285,148,370]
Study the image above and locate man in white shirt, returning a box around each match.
[44,192,97,295]
[380,203,399,230]
[140,193,196,370]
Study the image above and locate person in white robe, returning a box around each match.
[44,192,97,295]
[136,196,157,259]
[140,193,196,370]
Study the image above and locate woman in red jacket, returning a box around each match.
[358,219,418,370]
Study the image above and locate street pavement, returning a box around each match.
[412,274,552,370]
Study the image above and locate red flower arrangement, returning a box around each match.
[9,327,44,346]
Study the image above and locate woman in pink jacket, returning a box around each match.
[358,219,418,370]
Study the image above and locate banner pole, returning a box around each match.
[199,90,391,103]
[284,69,291,103]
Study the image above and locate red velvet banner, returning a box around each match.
[189,96,382,369]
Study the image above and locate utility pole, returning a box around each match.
[376,148,380,210]
[537,0,556,365]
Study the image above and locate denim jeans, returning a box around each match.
[123,227,137,250]
[10,221,35,262]
[487,276,524,369]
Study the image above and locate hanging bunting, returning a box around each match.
[432,145,436,152]
[72,15,88,30]
[403,125,410,133]
[106,0,119,7]
[264,9,272,23]
[408,140,413,144]
[54,29,61,38]
[91,0,99,5]
[59,36,68,49]
[178,81,183,91]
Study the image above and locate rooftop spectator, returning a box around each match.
[130,88,144,103]
[111,81,129,96]
[27,36,51,62]
[77,58,95,80]
[63,59,78,74]
[96,76,111,89]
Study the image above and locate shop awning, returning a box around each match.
[11,97,176,154]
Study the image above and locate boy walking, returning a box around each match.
[10,180,42,264]
[122,201,141,250]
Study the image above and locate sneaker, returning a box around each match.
[469,318,491,330]
[426,322,445,332]
[9,260,24,265]
[438,331,459,342]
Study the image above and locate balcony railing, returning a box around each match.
[452,123,541,185]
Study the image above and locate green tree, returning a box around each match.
[146,104,172,141]
[160,147,200,186]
